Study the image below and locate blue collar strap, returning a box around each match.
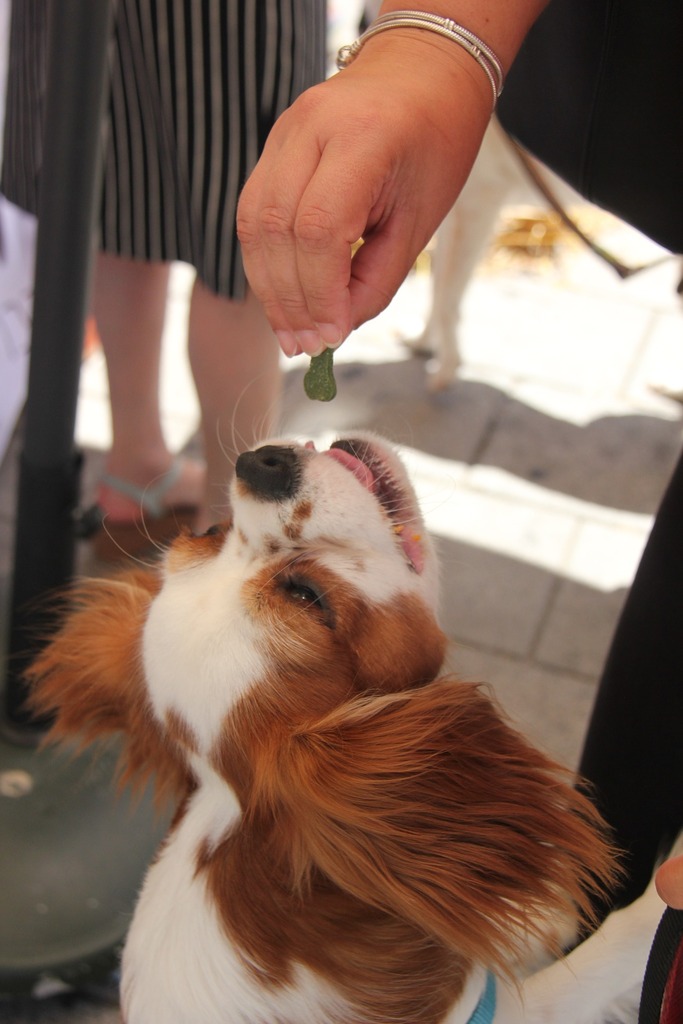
[468,971,497,1024]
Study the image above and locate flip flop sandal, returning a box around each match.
[88,458,200,562]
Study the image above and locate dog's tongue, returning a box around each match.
[323,447,376,492]
[323,445,425,572]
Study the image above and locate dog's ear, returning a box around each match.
[270,677,615,973]
[26,569,191,803]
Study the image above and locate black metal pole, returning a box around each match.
[3,0,115,731]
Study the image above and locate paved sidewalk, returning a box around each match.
[1,210,681,1021]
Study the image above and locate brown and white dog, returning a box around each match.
[28,434,667,1023]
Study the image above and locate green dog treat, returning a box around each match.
[304,347,337,401]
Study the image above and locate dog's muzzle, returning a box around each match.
[235,445,302,501]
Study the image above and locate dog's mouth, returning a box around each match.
[323,438,426,573]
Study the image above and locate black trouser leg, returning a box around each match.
[579,446,683,910]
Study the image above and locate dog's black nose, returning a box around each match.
[235,445,302,501]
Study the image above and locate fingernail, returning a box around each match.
[275,330,300,358]
[316,323,344,349]
[296,330,325,357]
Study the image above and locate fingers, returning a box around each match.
[239,135,432,354]
[656,854,683,909]
[238,78,430,355]
[239,171,352,356]
[237,93,363,356]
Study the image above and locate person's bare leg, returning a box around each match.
[188,279,281,531]
[92,252,204,520]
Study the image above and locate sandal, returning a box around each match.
[90,457,202,562]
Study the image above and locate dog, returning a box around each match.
[27,433,668,1023]
[408,118,582,391]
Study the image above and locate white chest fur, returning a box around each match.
[120,771,351,1024]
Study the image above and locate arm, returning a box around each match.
[236,0,550,358]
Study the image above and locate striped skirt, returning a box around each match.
[1,0,326,298]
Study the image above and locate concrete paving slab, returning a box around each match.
[466,463,654,531]
[478,389,681,514]
[563,519,648,591]
[625,310,683,411]
[446,642,598,770]
[535,577,627,679]
[427,480,577,574]
[459,274,651,395]
[436,537,560,659]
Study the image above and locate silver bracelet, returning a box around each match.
[336,10,504,108]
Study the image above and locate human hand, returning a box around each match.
[656,854,683,910]
[237,30,493,358]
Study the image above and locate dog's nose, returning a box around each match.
[235,445,302,501]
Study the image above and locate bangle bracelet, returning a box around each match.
[336,10,504,108]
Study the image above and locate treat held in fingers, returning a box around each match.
[304,347,337,401]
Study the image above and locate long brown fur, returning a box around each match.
[25,568,192,805]
[214,678,615,992]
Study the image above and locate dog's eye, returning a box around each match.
[278,575,336,629]
[283,579,324,609]
[202,523,225,537]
